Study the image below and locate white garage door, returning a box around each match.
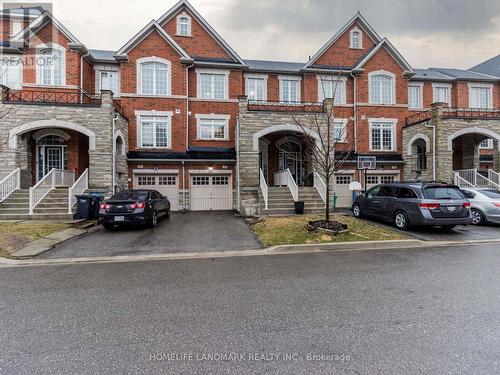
[365,174,398,190]
[133,174,180,211]
[190,175,232,211]
[333,174,354,208]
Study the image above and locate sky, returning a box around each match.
[7,0,500,69]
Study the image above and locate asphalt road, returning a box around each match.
[1,243,499,374]
[39,211,262,259]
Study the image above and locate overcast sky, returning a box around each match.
[16,0,500,69]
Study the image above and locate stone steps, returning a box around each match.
[259,186,326,216]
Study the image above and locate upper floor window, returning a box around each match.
[0,56,22,89]
[350,28,362,49]
[317,76,346,104]
[408,84,423,109]
[99,70,119,96]
[469,84,492,109]
[138,58,170,95]
[38,47,64,86]
[196,115,230,140]
[136,112,172,148]
[246,75,267,101]
[279,76,301,102]
[432,84,451,105]
[176,13,192,36]
[332,119,348,142]
[370,120,396,151]
[197,69,228,99]
[369,71,395,105]
[11,20,22,36]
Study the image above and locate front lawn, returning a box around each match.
[0,221,71,257]
[251,215,408,247]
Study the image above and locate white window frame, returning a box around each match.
[176,12,192,36]
[195,114,230,141]
[468,83,493,109]
[479,139,494,149]
[350,27,363,49]
[408,82,424,110]
[332,119,348,143]
[0,55,23,89]
[278,75,301,102]
[35,43,66,86]
[135,110,173,149]
[317,75,347,104]
[11,20,22,36]
[196,68,229,100]
[136,57,171,96]
[245,73,268,101]
[432,83,452,106]
[369,118,397,152]
[97,68,120,96]
[368,70,395,105]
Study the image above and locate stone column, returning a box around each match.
[432,102,454,182]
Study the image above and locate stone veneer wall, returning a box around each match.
[0,87,128,192]
[402,103,500,183]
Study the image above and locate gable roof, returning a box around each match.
[115,20,192,62]
[157,0,246,66]
[303,12,382,70]
[470,55,500,78]
[411,67,499,82]
[352,38,414,76]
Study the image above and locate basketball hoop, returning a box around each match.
[357,156,377,170]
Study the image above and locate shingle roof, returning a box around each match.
[470,55,500,78]
[411,68,498,82]
[89,49,117,63]
[244,59,304,73]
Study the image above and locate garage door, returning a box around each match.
[366,174,398,190]
[191,175,232,211]
[133,175,180,211]
[333,174,354,208]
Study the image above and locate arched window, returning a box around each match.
[369,72,395,104]
[416,143,427,172]
[39,48,63,86]
[176,13,192,36]
[139,59,170,95]
[350,29,362,49]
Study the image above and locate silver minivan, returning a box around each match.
[352,182,472,230]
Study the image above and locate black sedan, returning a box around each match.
[99,190,170,230]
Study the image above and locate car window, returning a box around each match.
[424,187,464,200]
[461,190,476,199]
[366,186,381,198]
[111,190,149,201]
[377,186,397,197]
[481,189,500,199]
[397,187,418,199]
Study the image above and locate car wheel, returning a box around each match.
[102,222,114,230]
[394,211,409,230]
[352,203,362,218]
[471,208,484,225]
[149,210,158,228]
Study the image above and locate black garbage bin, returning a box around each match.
[294,201,305,215]
[89,192,105,220]
[75,195,93,220]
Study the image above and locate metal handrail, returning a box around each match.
[2,89,101,106]
[452,171,475,188]
[476,173,500,189]
[68,169,89,214]
[488,169,500,185]
[274,169,298,202]
[314,171,327,206]
[259,169,268,210]
[248,100,324,113]
[0,168,21,203]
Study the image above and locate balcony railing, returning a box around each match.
[406,107,500,126]
[2,89,101,106]
[112,99,126,118]
[248,100,324,113]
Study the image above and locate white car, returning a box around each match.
[460,188,500,225]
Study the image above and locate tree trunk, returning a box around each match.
[325,184,330,222]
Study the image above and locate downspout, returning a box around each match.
[350,72,358,182]
[236,116,240,214]
[184,63,194,212]
[80,50,90,104]
[182,160,186,212]
[425,122,436,181]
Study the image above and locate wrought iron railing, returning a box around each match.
[2,89,101,106]
[406,110,432,126]
[248,100,324,113]
[443,107,500,120]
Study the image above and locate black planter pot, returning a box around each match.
[294,201,305,215]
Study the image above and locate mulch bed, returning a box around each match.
[306,220,349,235]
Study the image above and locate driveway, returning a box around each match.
[39,211,262,259]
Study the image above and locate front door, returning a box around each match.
[38,146,64,180]
[279,151,301,184]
